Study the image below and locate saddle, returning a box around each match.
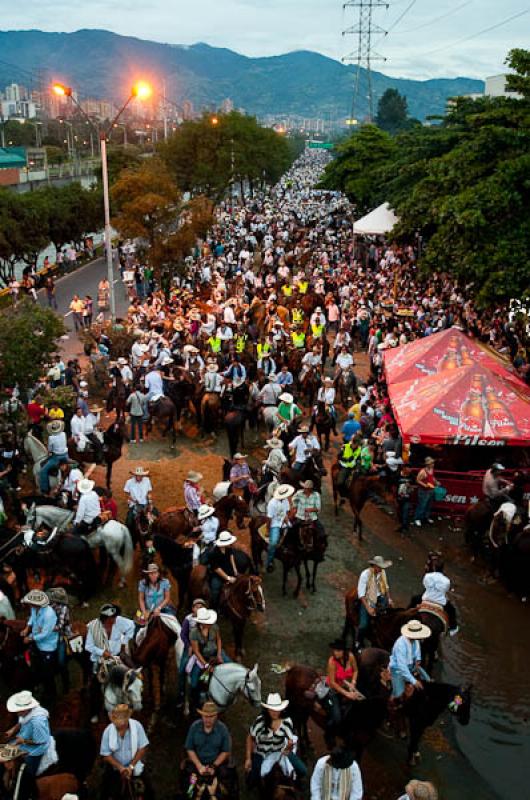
[257,522,288,548]
[416,601,448,632]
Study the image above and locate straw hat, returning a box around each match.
[47,587,70,606]
[130,466,150,477]
[401,620,431,640]
[47,420,64,435]
[261,692,289,712]
[197,504,215,521]
[424,456,435,466]
[22,589,49,608]
[207,364,219,373]
[110,704,133,725]
[300,480,314,490]
[184,345,199,354]
[273,484,295,501]
[143,563,160,575]
[265,437,282,449]
[7,691,39,713]
[233,453,247,460]
[89,404,104,413]
[193,607,218,625]
[369,556,393,569]
[77,478,95,494]
[279,392,293,403]
[117,357,128,365]
[215,530,237,547]
[268,374,278,382]
[405,781,438,800]
[198,701,220,717]
[298,425,310,433]
[0,744,22,762]
[186,470,203,483]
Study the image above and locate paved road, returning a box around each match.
[37,256,129,334]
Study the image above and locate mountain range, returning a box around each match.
[0,29,485,121]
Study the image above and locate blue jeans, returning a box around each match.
[414,488,434,523]
[247,751,307,787]
[391,665,430,698]
[23,754,43,776]
[398,498,410,529]
[358,595,388,646]
[39,453,69,492]
[267,526,281,567]
[190,650,230,689]
[130,415,144,440]
[293,461,305,472]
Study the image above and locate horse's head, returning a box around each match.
[244,663,262,707]
[23,503,36,528]
[298,523,316,553]
[231,494,249,526]
[246,575,265,613]
[448,685,472,726]
[124,668,144,711]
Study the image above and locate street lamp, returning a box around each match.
[52,80,152,322]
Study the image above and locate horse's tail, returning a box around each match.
[116,523,135,575]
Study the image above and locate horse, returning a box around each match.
[261,762,304,800]
[488,506,530,598]
[147,396,177,445]
[102,661,144,714]
[106,374,129,422]
[334,367,357,407]
[207,662,261,709]
[23,432,60,493]
[130,615,182,710]
[154,495,248,541]
[298,367,320,407]
[68,419,127,487]
[200,392,221,436]
[311,401,333,451]
[188,571,265,658]
[464,500,493,559]
[281,453,326,493]
[331,465,388,540]
[224,407,246,458]
[167,369,196,429]
[404,681,472,765]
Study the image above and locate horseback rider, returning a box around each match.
[208,530,239,610]
[124,466,153,533]
[482,463,513,511]
[266,484,295,572]
[245,693,307,787]
[415,554,459,636]
[20,590,59,704]
[277,392,302,427]
[229,453,253,500]
[262,436,287,483]
[4,691,56,778]
[183,701,234,796]
[259,374,281,409]
[184,470,205,524]
[289,425,320,472]
[188,610,231,704]
[324,639,363,729]
[137,563,173,625]
[56,460,85,507]
[39,420,69,495]
[100,704,151,799]
[203,363,224,395]
[72,477,101,536]
[315,377,337,434]
[310,746,363,800]
[291,480,325,542]
[357,556,393,648]
[193,505,220,566]
[389,620,431,700]
[144,362,165,403]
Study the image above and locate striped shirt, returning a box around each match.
[249,714,295,757]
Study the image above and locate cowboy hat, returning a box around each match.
[89,404,104,413]
[267,374,278,382]
[7,691,39,713]
[110,704,133,724]
[207,364,219,373]
[117,357,128,365]
[369,555,393,569]
[279,392,293,403]
[186,470,203,483]
[324,377,333,384]
[0,744,22,762]
[46,587,70,606]
[265,437,282,449]
[183,345,199,354]
[261,692,289,712]
[159,356,174,366]
[143,563,160,574]
[79,381,88,388]
[77,478,95,494]
[198,701,220,717]
[298,425,310,433]
[192,607,218,625]
[215,530,237,547]
[299,480,314,490]
[233,453,247,460]
[197,504,215,521]
[99,602,120,618]
[491,462,505,471]
[329,746,355,770]
[21,589,49,608]
[130,466,150,477]
[401,620,431,640]
[273,484,295,500]
[405,781,438,800]
[424,456,435,465]
[47,420,64,435]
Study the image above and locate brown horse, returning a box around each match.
[154,495,249,541]
[147,396,177,445]
[68,419,127,487]
[331,464,387,540]
[281,453,326,493]
[261,763,304,800]
[188,570,265,658]
[311,401,333,451]
[130,615,181,710]
[200,392,221,435]
[106,374,129,422]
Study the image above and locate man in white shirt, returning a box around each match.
[310,747,363,800]
[58,461,84,506]
[39,421,69,494]
[266,484,294,572]
[357,556,393,647]
[289,426,320,471]
[420,556,458,634]
[117,357,133,385]
[144,366,164,402]
[73,478,101,535]
[124,467,153,531]
[258,375,281,408]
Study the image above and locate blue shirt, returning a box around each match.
[277,371,294,386]
[29,606,58,652]
[19,710,51,756]
[100,720,149,772]
[138,578,170,612]
[342,418,361,442]
[389,635,421,684]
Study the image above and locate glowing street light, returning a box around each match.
[211,115,219,126]
[50,78,152,322]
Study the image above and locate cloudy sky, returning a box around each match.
[5,0,530,79]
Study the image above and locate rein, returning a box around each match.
[0,531,23,557]
[209,666,253,709]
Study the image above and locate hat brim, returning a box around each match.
[261,700,289,711]
[369,559,393,569]
[273,486,295,500]
[401,622,431,640]
[6,696,39,713]
[197,706,221,716]
[215,535,237,547]
[193,611,218,625]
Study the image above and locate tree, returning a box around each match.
[0,300,65,391]
[0,191,49,284]
[376,89,419,134]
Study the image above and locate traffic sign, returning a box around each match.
[308,141,333,150]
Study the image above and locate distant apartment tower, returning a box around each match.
[221,97,234,113]
[182,100,194,120]
[80,99,115,120]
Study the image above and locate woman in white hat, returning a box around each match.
[245,693,307,787]
[4,691,55,777]
[194,505,220,566]
[389,620,431,699]
[188,607,230,705]
[262,437,287,483]
[208,531,238,609]
[72,477,101,536]
[265,484,295,572]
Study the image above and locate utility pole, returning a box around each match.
[342,0,388,123]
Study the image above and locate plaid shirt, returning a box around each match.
[292,490,321,522]
[51,603,72,637]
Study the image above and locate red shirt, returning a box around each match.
[100,497,118,520]
[26,402,46,424]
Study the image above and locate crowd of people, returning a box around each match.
[1,146,523,798]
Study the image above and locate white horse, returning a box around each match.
[262,406,280,433]
[102,664,143,714]
[23,433,60,492]
[0,591,15,620]
[23,504,134,586]
[208,662,261,709]
[249,479,279,517]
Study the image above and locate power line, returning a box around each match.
[390,1,473,36]
[374,0,418,48]
[417,7,530,57]
[342,0,389,121]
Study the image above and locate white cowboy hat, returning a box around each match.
[369,555,393,569]
[117,357,128,365]
[197,504,215,521]
[131,466,150,477]
[21,589,49,608]
[273,484,295,501]
[47,420,64,435]
[77,478,95,494]
[159,356,174,366]
[207,364,219,373]
[186,471,203,483]
[299,479,314,490]
[298,425,310,433]
[324,377,333,384]
[142,563,160,574]
[265,437,282,449]
[184,345,199,354]
[279,392,293,403]
[268,374,278,382]
[401,620,431,640]
[192,607,218,625]
[233,453,247,460]
[7,691,39,714]
[215,530,237,547]
[261,692,289,711]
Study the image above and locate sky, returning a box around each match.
[3,0,530,79]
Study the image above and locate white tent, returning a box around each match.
[353,202,398,236]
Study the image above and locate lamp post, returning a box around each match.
[52,80,152,322]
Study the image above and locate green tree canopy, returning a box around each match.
[376,88,418,134]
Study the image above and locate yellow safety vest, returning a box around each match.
[208,336,221,353]
[282,285,293,297]
[235,335,247,353]
[292,309,304,323]
[339,442,356,468]
[311,323,325,338]
[257,342,271,358]
[298,281,308,294]
[292,332,306,349]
